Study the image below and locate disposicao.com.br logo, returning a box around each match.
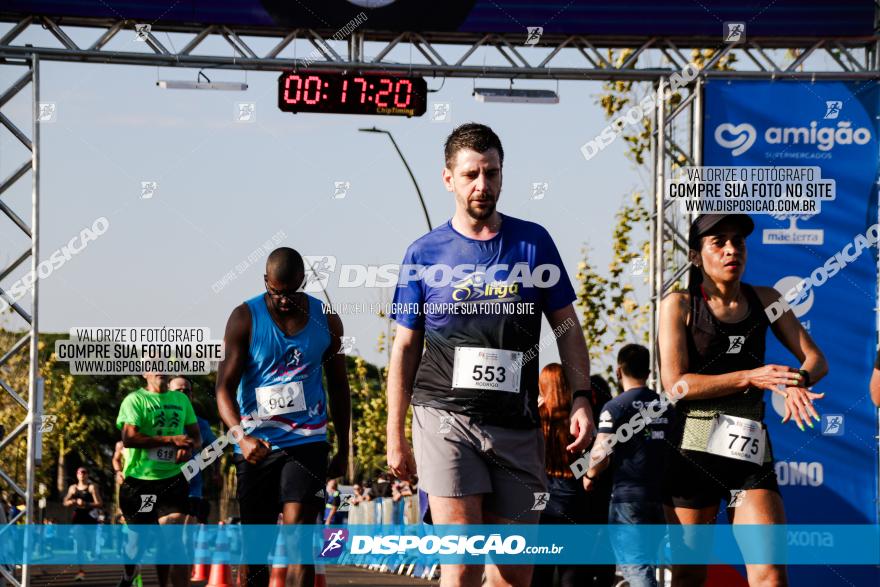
[348,533,561,556]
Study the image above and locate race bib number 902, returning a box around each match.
[452,347,522,394]
[255,381,306,418]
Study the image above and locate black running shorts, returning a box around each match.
[234,441,330,524]
[120,473,190,524]
[664,448,780,509]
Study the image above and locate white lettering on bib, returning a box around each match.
[451,347,522,394]
[255,381,306,418]
[706,414,766,465]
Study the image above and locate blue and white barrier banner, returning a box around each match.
[2,524,878,565]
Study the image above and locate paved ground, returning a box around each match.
[24,565,438,586]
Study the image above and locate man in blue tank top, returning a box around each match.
[215,247,351,587]
[387,123,596,587]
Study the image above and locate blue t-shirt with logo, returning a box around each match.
[391,214,575,428]
[598,386,674,503]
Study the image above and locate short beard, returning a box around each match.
[466,199,495,220]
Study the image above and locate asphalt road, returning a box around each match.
[22,564,438,586]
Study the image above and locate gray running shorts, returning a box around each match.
[412,405,547,522]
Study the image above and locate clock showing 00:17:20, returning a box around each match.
[277,71,428,117]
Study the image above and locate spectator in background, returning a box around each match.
[393,479,414,502]
[168,376,219,524]
[0,492,11,522]
[583,344,673,587]
[375,472,393,499]
[531,365,615,587]
[350,483,365,506]
[43,517,56,557]
[63,467,102,582]
[112,440,126,520]
[324,479,343,525]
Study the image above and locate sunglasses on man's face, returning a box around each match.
[265,284,298,303]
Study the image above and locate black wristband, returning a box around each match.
[798,369,811,388]
[572,389,592,402]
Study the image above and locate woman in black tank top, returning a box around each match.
[64,468,102,523]
[64,467,103,581]
[658,214,828,587]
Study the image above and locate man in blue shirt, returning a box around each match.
[386,123,595,587]
[582,344,674,587]
[169,377,218,524]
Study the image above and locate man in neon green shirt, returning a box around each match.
[116,372,201,587]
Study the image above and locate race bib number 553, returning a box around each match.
[452,347,522,394]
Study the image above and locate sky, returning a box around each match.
[0,23,668,370]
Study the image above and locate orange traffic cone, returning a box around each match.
[313,512,326,587]
[191,524,210,582]
[268,528,287,587]
[207,522,234,587]
[314,562,326,587]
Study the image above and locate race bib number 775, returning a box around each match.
[706,414,766,465]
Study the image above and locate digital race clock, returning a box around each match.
[277,71,427,117]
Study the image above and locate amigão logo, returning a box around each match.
[715,123,757,156]
[714,120,873,157]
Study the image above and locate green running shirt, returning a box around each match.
[116,388,197,481]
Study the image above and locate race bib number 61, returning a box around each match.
[148,446,176,463]
[452,347,522,394]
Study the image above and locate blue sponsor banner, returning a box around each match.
[0,1,873,36]
[703,79,880,586]
[2,524,879,566]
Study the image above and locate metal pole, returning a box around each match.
[652,78,666,392]
[384,132,432,232]
[360,127,432,232]
[648,81,659,392]
[693,78,703,166]
[21,52,40,587]
[691,76,704,221]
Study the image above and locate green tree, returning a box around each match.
[577,49,738,384]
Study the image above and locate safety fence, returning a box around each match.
[342,495,439,580]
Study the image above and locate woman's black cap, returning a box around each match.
[688,214,754,249]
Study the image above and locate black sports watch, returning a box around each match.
[798,369,811,388]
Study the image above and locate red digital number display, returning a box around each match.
[278,71,427,117]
